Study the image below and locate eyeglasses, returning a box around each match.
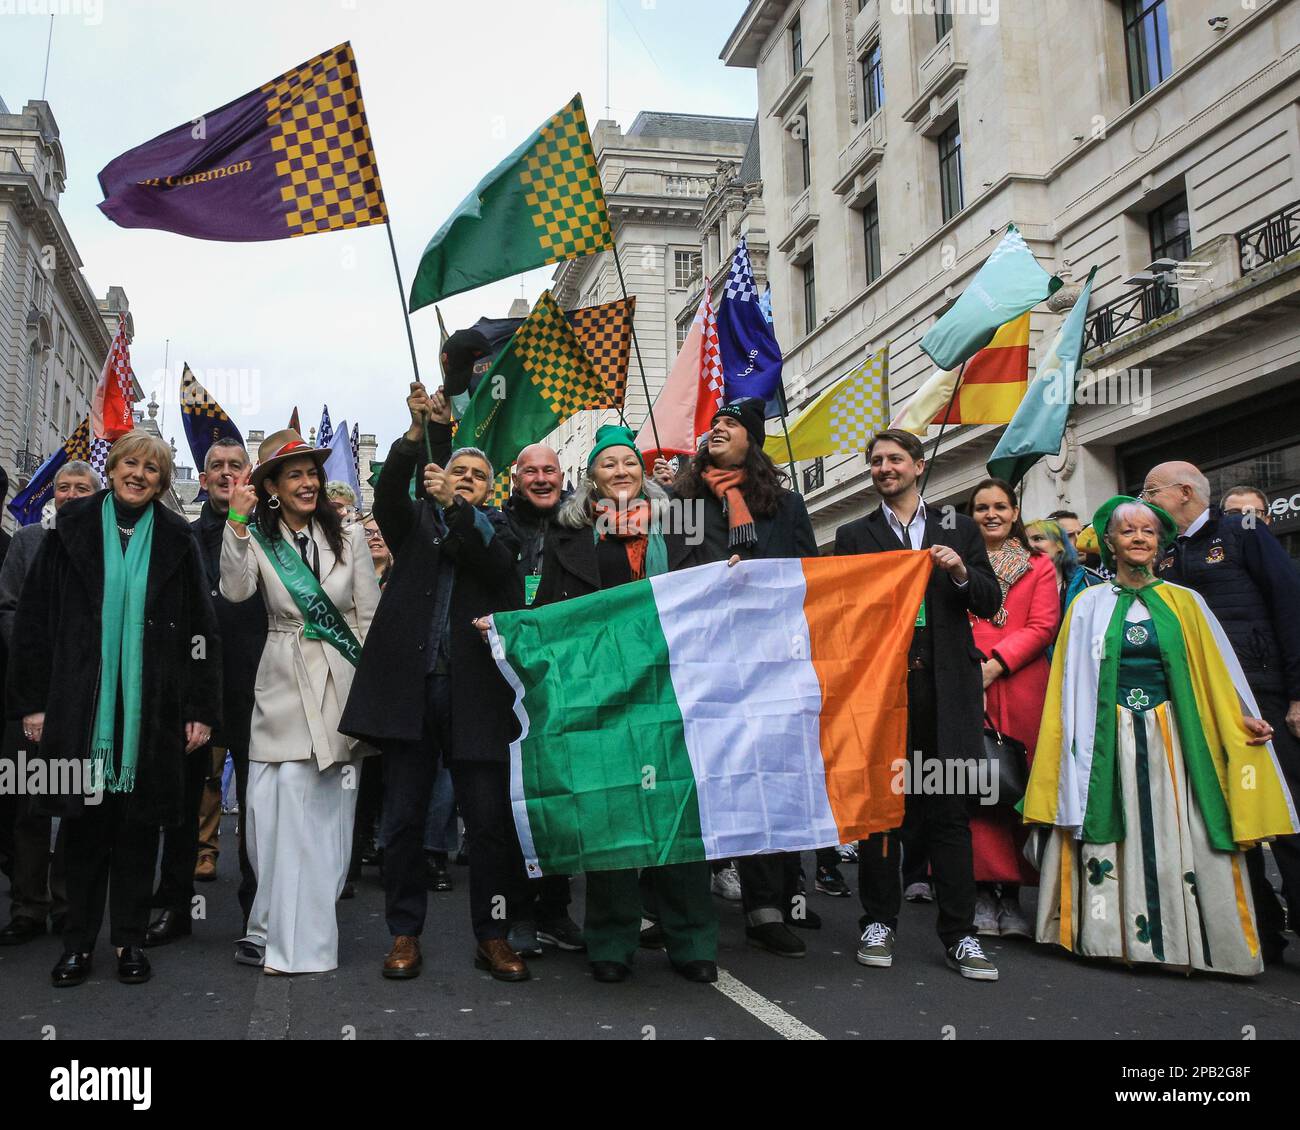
[1137,483,1184,500]
[363,528,385,542]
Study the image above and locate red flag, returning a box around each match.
[288,406,301,433]
[90,316,136,441]
[637,285,723,464]
[693,282,724,445]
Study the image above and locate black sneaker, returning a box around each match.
[745,921,807,958]
[814,864,851,898]
[537,916,586,952]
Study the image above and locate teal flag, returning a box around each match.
[921,224,1062,370]
[987,267,1097,486]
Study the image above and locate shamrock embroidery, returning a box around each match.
[1135,914,1151,944]
[1086,858,1115,886]
[1125,624,1149,646]
[1126,688,1151,710]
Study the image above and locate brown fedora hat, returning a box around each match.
[251,429,330,490]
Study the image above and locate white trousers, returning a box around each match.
[242,759,357,974]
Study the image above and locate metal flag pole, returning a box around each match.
[383,219,434,463]
[774,379,798,486]
[611,242,663,453]
[920,358,968,495]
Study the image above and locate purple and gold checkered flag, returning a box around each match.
[567,296,634,411]
[98,42,387,242]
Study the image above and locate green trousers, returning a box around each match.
[584,861,717,966]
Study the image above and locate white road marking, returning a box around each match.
[713,969,826,1040]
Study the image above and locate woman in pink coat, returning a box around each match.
[966,479,1060,938]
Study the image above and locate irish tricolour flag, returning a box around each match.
[487,552,932,876]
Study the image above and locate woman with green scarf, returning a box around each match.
[531,425,718,984]
[1023,496,1298,975]
[11,432,221,989]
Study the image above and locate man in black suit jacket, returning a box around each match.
[834,430,1002,981]
[340,384,527,984]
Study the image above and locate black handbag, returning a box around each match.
[974,715,1029,811]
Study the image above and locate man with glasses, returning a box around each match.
[1147,460,1300,963]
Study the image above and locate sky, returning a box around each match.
[1,0,756,462]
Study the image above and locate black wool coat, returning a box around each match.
[338,432,524,763]
[833,505,1000,763]
[532,521,695,606]
[7,491,222,824]
[681,487,818,565]
[192,501,268,752]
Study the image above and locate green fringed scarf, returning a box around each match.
[91,494,154,793]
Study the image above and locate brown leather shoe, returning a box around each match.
[383,935,422,979]
[194,855,217,883]
[474,938,530,982]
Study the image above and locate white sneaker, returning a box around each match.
[996,896,1032,938]
[903,881,934,903]
[711,864,742,901]
[974,892,1000,935]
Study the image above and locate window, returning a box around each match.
[1148,192,1190,313]
[790,14,803,73]
[1123,0,1171,102]
[935,8,953,41]
[862,41,885,119]
[863,194,882,284]
[803,256,817,334]
[673,250,701,289]
[676,320,692,350]
[799,109,811,190]
[938,119,963,223]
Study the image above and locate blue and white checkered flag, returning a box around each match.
[717,237,783,404]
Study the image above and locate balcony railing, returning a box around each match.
[1237,199,1300,273]
[16,448,45,476]
[802,457,825,493]
[1083,280,1179,351]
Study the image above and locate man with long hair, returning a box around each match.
[669,398,826,958]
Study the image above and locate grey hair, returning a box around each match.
[1106,501,1165,537]
[54,460,102,490]
[325,480,358,505]
[1184,469,1211,506]
[204,437,250,472]
[449,446,495,482]
[558,476,670,529]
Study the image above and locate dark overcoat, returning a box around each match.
[7,490,222,823]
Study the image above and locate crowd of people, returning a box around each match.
[1,383,1297,991]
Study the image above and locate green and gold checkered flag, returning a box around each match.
[453,289,604,480]
[409,95,613,310]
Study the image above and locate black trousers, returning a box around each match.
[449,761,529,942]
[63,792,158,952]
[382,674,529,941]
[348,756,384,880]
[152,746,209,917]
[1246,689,1300,942]
[382,675,451,938]
[737,852,801,926]
[857,668,976,948]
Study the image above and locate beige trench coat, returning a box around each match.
[221,519,380,769]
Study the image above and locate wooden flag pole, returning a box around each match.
[384,219,434,464]
[612,243,663,453]
[920,358,969,496]
[774,380,799,487]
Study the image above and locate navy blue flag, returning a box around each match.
[181,366,244,501]
[317,405,334,449]
[7,418,111,526]
[717,237,783,406]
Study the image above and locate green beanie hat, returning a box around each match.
[586,424,641,470]
[1092,494,1178,573]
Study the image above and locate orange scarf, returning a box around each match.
[701,467,756,548]
[593,498,651,580]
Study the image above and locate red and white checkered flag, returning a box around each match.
[91,315,136,441]
[693,282,725,445]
